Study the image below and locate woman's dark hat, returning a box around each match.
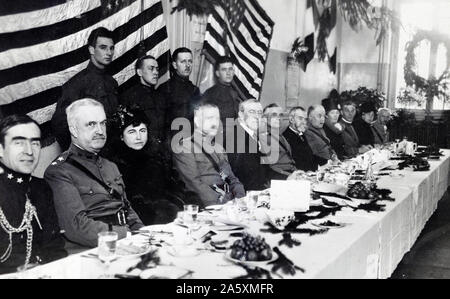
[359,102,376,114]
[111,104,149,132]
[322,98,341,113]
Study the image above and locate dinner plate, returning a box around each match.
[116,244,153,259]
[224,250,278,267]
[167,245,200,258]
[140,266,192,279]
[205,205,224,211]
[310,219,348,229]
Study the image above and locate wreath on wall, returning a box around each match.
[404,30,450,106]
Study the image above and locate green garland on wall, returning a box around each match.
[404,30,450,105]
[170,0,220,17]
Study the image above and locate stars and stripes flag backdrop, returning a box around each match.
[0,0,170,143]
[202,0,274,101]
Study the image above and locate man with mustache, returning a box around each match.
[283,107,318,172]
[173,103,245,207]
[158,47,201,132]
[304,105,338,166]
[120,55,167,143]
[0,115,67,274]
[45,99,144,248]
[51,27,119,151]
[202,56,241,128]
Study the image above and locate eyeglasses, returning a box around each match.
[247,110,263,115]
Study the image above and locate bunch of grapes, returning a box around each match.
[230,234,272,262]
[347,182,383,200]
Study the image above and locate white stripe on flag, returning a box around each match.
[244,0,273,35]
[0,0,102,34]
[210,13,263,83]
[243,10,270,47]
[0,15,166,104]
[0,0,158,70]
[27,103,57,125]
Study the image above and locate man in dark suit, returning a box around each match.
[120,55,167,143]
[283,107,318,172]
[262,104,296,180]
[304,105,338,166]
[338,100,372,158]
[51,27,119,151]
[226,99,269,191]
[202,56,241,126]
[173,104,245,207]
[158,47,201,133]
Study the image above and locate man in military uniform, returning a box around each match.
[202,56,241,127]
[51,27,119,151]
[158,47,201,132]
[173,104,245,207]
[45,99,144,248]
[0,115,67,274]
[120,55,167,143]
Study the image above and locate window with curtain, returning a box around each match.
[394,0,450,110]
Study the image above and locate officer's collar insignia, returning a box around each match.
[7,174,13,180]
[17,178,23,184]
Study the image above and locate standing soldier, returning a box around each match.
[51,27,119,151]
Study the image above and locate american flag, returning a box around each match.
[202,0,274,100]
[0,0,170,144]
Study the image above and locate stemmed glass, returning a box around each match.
[97,231,118,279]
[183,205,199,240]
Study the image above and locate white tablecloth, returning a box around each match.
[2,150,449,279]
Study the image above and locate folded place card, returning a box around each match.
[270,180,311,212]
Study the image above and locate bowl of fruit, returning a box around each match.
[346,182,384,203]
[226,234,277,267]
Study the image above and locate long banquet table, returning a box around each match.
[2,150,450,279]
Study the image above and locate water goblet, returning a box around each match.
[97,231,118,278]
[183,204,199,239]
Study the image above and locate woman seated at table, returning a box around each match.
[322,97,346,160]
[106,105,183,225]
[353,102,376,147]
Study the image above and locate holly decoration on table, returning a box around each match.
[279,233,302,248]
[269,247,305,276]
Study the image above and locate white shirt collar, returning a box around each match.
[238,119,256,138]
[289,126,303,136]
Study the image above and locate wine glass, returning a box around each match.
[183,205,199,240]
[97,231,118,278]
